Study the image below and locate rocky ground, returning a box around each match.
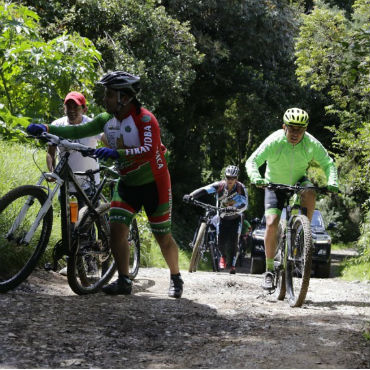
[0,250,369,369]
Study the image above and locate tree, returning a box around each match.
[295,0,370,242]
[295,0,370,194]
[0,1,102,141]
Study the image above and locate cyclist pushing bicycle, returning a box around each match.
[183,165,248,274]
[245,108,339,291]
[27,71,184,298]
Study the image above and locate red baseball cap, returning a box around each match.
[64,91,86,106]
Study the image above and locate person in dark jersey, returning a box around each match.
[184,166,248,274]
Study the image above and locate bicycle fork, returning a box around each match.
[7,176,61,244]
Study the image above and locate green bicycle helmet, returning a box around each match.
[283,108,309,127]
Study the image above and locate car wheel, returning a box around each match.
[250,257,265,274]
[315,259,331,278]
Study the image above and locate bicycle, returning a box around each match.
[0,132,140,294]
[184,198,231,273]
[264,183,333,307]
[45,163,140,281]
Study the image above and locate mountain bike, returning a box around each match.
[267,183,333,307]
[0,132,140,294]
[184,198,230,272]
[45,163,140,283]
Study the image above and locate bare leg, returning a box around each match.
[264,214,280,260]
[301,189,316,221]
[110,222,130,276]
[154,233,180,275]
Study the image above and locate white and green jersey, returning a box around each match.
[245,129,338,186]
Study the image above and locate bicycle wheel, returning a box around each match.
[189,222,206,272]
[128,218,140,280]
[209,242,220,272]
[274,222,286,301]
[67,202,116,295]
[285,214,313,307]
[0,185,53,292]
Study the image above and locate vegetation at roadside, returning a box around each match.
[0,140,191,269]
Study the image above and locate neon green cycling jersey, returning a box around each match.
[245,129,338,186]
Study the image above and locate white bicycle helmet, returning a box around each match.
[225,165,239,178]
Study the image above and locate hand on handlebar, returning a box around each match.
[183,194,194,203]
[225,206,238,213]
[253,178,269,188]
[94,147,119,160]
[327,184,339,193]
[26,124,47,136]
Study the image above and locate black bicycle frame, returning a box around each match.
[52,152,107,256]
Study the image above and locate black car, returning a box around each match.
[250,209,333,278]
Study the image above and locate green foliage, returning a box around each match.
[130,211,190,269]
[0,140,46,195]
[0,140,62,259]
[164,0,310,190]
[295,0,370,246]
[0,139,190,270]
[21,0,202,113]
[0,1,102,141]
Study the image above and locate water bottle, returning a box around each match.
[69,195,78,223]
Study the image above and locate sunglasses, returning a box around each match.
[226,176,237,180]
[286,125,306,133]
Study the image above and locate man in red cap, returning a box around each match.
[46,92,101,275]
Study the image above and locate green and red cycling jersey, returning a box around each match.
[48,106,168,186]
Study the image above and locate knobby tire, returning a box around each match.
[0,185,53,293]
[275,222,286,301]
[67,203,115,295]
[189,222,206,273]
[209,242,220,272]
[285,214,313,307]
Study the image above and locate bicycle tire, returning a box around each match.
[128,218,140,280]
[0,185,53,292]
[189,222,206,272]
[275,222,287,300]
[209,242,220,272]
[67,202,116,295]
[285,214,313,307]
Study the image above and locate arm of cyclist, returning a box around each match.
[183,181,220,204]
[188,182,220,200]
[245,131,279,184]
[311,140,339,192]
[27,114,107,139]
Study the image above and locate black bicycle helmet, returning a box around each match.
[98,71,141,95]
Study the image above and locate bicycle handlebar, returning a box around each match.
[184,198,237,215]
[74,165,119,178]
[262,183,336,194]
[34,132,96,157]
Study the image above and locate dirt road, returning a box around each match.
[0,252,369,368]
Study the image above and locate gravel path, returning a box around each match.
[0,252,369,368]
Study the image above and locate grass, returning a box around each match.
[331,241,356,251]
[0,139,191,273]
[332,241,370,281]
